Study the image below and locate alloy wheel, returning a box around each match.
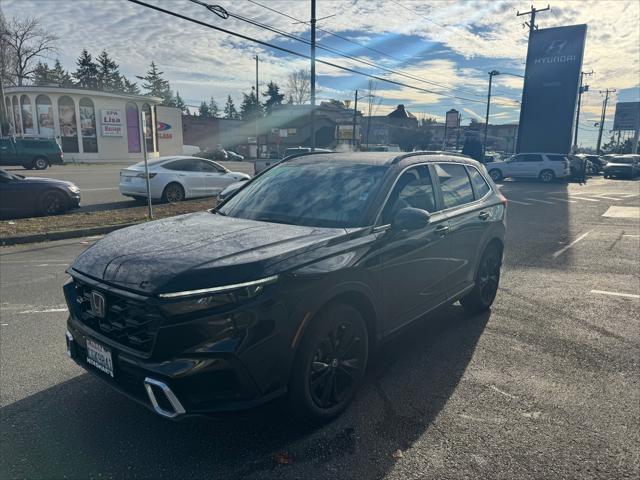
[42,192,63,215]
[478,251,500,305]
[540,171,554,183]
[34,158,48,170]
[308,321,365,410]
[164,184,184,203]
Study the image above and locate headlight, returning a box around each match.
[159,275,278,315]
[67,184,80,193]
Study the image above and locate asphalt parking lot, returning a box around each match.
[0,176,638,479]
[2,161,254,212]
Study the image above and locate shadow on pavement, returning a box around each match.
[0,304,489,479]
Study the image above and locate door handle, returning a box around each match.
[435,224,449,236]
[478,211,490,221]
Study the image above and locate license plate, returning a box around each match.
[86,338,114,377]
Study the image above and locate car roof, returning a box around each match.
[286,151,474,166]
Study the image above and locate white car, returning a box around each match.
[119,156,251,202]
[483,153,571,183]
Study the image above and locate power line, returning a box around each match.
[129,0,502,105]
[209,1,520,103]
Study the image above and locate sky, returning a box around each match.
[3,0,639,149]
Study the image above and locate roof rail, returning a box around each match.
[391,150,470,164]
[281,150,339,163]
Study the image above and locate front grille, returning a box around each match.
[71,280,162,355]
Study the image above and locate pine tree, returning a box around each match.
[224,95,239,120]
[73,49,98,89]
[240,87,262,121]
[50,59,73,87]
[122,77,140,95]
[136,61,173,105]
[174,91,187,113]
[262,81,284,115]
[199,101,210,117]
[96,50,121,91]
[208,97,219,118]
[33,61,55,86]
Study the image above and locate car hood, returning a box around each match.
[70,211,346,296]
[21,177,75,188]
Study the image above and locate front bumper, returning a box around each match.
[66,317,290,418]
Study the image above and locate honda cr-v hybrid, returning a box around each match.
[64,152,506,422]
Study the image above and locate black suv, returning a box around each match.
[64,152,507,421]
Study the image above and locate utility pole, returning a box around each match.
[255,54,259,158]
[0,75,6,137]
[310,0,316,152]
[596,89,615,154]
[573,70,593,151]
[351,89,358,148]
[517,4,551,35]
[483,70,499,156]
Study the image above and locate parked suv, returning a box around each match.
[0,136,64,170]
[64,152,506,422]
[603,154,640,179]
[484,153,570,183]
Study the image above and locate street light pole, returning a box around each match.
[483,70,499,156]
[255,54,259,158]
[573,70,593,152]
[310,0,316,152]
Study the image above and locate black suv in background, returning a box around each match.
[64,152,506,422]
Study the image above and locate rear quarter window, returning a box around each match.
[467,167,491,198]
[435,163,475,209]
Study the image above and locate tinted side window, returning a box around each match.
[467,167,490,198]
[163,159,197,171]
[435,163,474,209]
[547,154,568,162]
[522,154,542,162]
[381,166,436,224]
[197,160,221,172]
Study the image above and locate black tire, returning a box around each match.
[23,164,34,170]
[33,157,49,170]
[162,183,185,203]
[603,174,609,179]
[460,243,502,315]
[288,304,369,423]
[539,169,555,183]
[488,169,503,182]
[39,190,67,216]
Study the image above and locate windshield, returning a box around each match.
[218,162,386,228]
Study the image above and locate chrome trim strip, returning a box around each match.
[144,377,186,418]
[65,331,74,357]
[157,275,279,299]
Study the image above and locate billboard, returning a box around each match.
[445,109,460,128]
[613,102,640,131]
[516,24,587,154]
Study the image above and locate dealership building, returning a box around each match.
[3,86,183,162]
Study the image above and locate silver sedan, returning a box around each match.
[119,156,250,202]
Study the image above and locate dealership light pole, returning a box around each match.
[310,0,316,152]
[573,70,593,151]
[596,88,615,154]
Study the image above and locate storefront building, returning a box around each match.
[2,86,182,162]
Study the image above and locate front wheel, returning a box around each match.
[288,304,369,423]
[539,169,555,183]
[488,169,503,182]
[40,190,67,216]
[33,157,49,170]
[460,244,502,315]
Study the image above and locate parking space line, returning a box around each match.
[506,199,532,206]
[622,234,640,238]
[549,197,577,203]
[552,230,592,258]
[591,290,640,299]
[524,198,555,205]
[594,195,623,201]
[569,196,600,202]
[82,188,120,192]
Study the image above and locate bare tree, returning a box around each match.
[3,16,58,86]
[0,11,12,135]
[364,80,381,145]
[286,69,311,105]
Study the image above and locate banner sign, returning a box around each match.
[101,109,123,136]
[516,24,587,154]
[612,102,640,131]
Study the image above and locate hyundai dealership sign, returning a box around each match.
[517,24,587,154]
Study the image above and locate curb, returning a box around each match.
[0,222,139,246]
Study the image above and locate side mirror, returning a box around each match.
[392,207,431,231]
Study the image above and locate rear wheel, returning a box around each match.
[539,169,555,183]
[488,169,503,182]
[33,157,49,170]
[40,190,67,216]
[288,304,368,423]
[460,244,502,315]
[162,183,185,203]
